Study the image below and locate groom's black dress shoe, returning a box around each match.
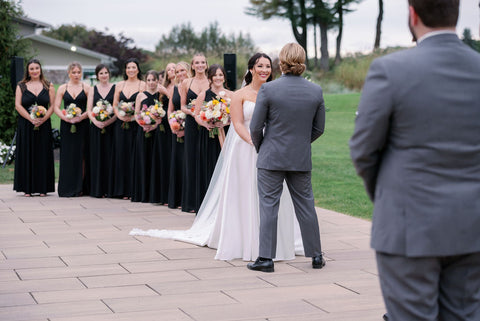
[247,257,274,272]
[383,313,388,321]
[312,255,326,269]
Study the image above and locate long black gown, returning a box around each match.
[13,83,55,195]
[58,85,90,197]
[132,91,161,203]
[111,90,139,198]
[182,84,199,212]
[195,89,222,211]
[89,85,115,198]
[167,86,184,209]
[149,94,172,204]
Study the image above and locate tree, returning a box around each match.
[42,24,90,46]
[311,0,335,71]
[43,25,148,75]
[333,0,362,65]
[462,28,480,52]
[246,0,309,66]
[81,30,148,75]
[155,22,256,58]
[373,0,383,50]
[0,0,30,143]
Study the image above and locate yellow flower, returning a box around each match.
[226,107,230,114]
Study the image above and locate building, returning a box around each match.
[12,16,116,84]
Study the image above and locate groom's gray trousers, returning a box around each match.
[257,168,322,259]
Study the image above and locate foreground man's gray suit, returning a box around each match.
[250,74,325,259]
[350,33,480,320]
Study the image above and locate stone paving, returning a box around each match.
[0,184,385,320]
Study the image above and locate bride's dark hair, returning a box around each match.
[243,53,273,86]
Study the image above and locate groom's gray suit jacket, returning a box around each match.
[250,74,325,170]
[350,33,480,257]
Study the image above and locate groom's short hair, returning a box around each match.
[408,0,459,28]
[279,43,306,76]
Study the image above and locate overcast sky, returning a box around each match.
[19,0,479,56]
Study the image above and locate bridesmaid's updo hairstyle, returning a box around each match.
[94,64,110,80]
[21,59,50,89]
[190,53,208,77]
[145,70,159,81]
[207,64,227,89]
[175,61,191,84]
[244,53,273,86]
[278,43,306,76]
[123,58,143,80]
[68,61,83,73]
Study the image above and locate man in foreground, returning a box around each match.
[350,0,480,319]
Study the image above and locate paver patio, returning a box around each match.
[0,184,385,320]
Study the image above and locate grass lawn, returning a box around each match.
[311,93,373,219]
[1,93,373,220]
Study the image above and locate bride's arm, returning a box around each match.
[230,91,252,145]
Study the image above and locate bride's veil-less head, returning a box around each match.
[241,53,273,88]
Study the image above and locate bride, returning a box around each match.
[130,53,304,261]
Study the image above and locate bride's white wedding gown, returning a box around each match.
[130,101,304,261]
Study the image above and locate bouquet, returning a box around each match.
[91,99,114,134]
[187,98,196,113]
[136,100,166,137]
[147,99,166,132]
[169,110,187,143]
[62,103,82,133]
[199,91,231,138]
[116,100,135,129]
[29,103,47,131]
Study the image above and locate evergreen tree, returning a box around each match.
[0,0,30,143]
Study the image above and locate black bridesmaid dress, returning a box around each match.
[182,83,199,212]
[58,85,90,197]
[132,91,160,203]
[195,89,222,211]
[111,90,139,199]
[13,83,55,195]
[167,86,184,209]
[149,93,172,204]
[89,85,115,198]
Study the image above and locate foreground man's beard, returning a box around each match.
[408,13,417,42]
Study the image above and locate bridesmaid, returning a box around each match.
[131,70,160,203]
[111,58,146,199]
[167,61,190,209]
[86,64,116,198]
[13,59,55,197]
[54,62,91,197]
[180,53,209,213]
[194,64,232,211]
[150,63,175,204]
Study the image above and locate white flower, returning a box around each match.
[92,106,101,114]
[212,110,221,118]
[179,112,186,119]
[106,106,113,114]
[119,111,126,117]
[66,114,74,119]
[30,114,35,120]
[205,110,214,119]
[96,101,103,107]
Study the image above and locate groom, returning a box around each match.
[248,43,326,273]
